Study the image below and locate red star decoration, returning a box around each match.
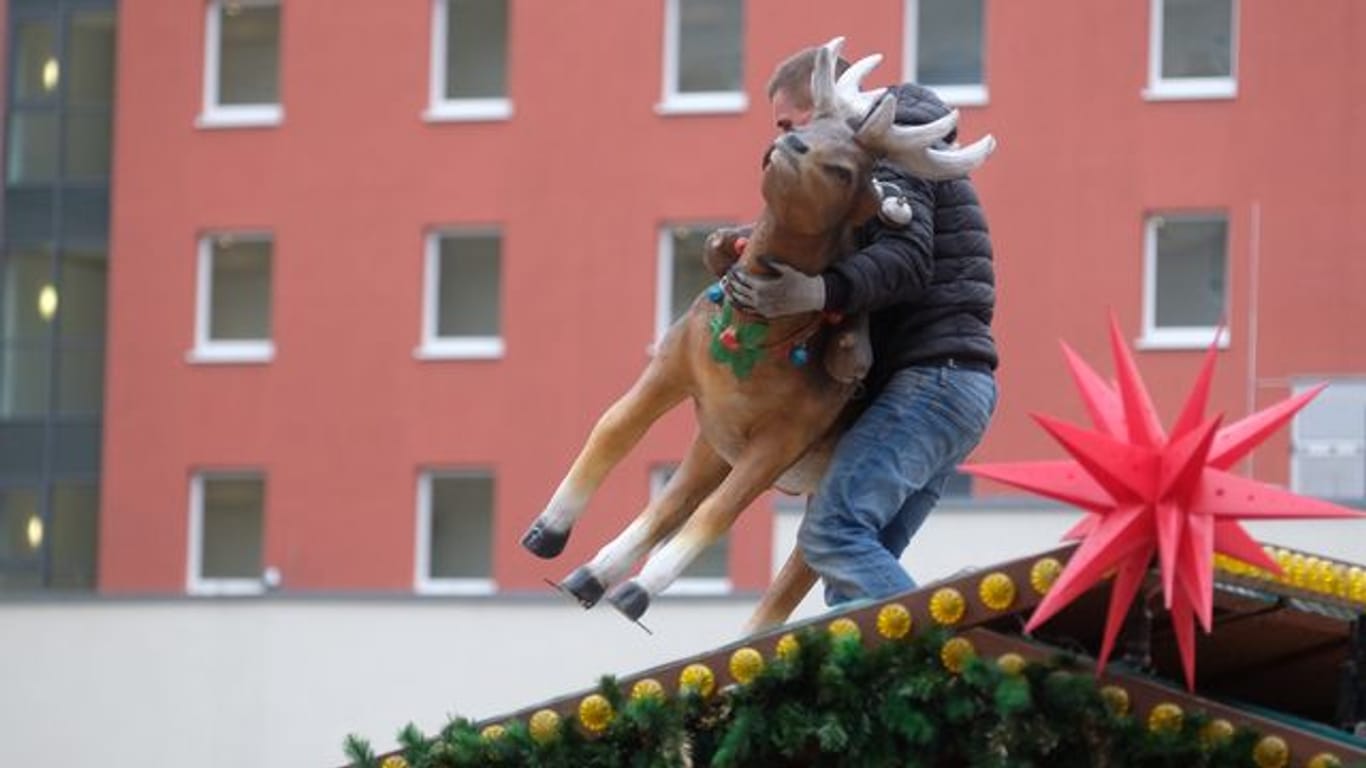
[964,315,1364,690]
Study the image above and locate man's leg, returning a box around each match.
[798,366,996,605]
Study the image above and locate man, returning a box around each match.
[726,46,999,605]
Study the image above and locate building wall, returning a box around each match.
[99,0,1366,597]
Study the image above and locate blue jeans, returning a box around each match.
[798,365,998,605]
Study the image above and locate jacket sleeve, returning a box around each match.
[820,165,936,314]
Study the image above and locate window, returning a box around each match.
[188,473,266,595]
[1292,380,1366,502]
[1141,213,1229,349]
[200,0,283,128]
[656,224,726,344]
[650,464,730,594]
[904,0,988,106]
[427,0,511,121]
[415,470,495,594]
[193,234,274,363]
[1147,0,1237,100]
[660,0,745,114]
[419,230,503,359]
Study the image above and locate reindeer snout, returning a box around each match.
[781,133,810,155]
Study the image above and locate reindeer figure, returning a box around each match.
[521,39,995,627]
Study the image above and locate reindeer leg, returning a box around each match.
[606,432,809,621]
[745,547,820,633]
[522,357,687,559]
[558,435,729,607]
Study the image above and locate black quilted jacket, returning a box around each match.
[820,83,998,380]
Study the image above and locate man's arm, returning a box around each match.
[821,168,936,315]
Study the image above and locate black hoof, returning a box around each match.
[521,521,570,559]
[607,581,651,622]
[558,566,606,609]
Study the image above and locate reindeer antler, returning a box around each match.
[813,36,997,181]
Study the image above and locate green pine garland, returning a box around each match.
[343,628,1362,767]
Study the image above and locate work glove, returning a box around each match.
[726,257,826,318]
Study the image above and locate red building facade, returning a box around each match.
[12,0,1363,596]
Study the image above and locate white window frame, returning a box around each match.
[1290,378,1366,501]
[197,0,285,129]
[1138,213,1231,351]
[656,0,748,116]
[190,232,276,364]
[187,471,267,596]
[414,469,497,595]
[425,0,513,122]
[650,465,732,596]
[902,0,990,108]
[1144,0,1238,101]
[416,228,505,360]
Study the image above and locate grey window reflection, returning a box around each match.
[1162,0,1233,79]
[1154,216,1227,328]
[437,234,501,338]
[219,4,281,105]
[677,0,743,93]
[445,0,508,100]
[917,0,985,86]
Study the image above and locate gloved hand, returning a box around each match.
[725,257,826,318]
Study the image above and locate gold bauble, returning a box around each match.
[679,663,716,698]
[529,709,562,745]
[1030,558,1063,595]
[877,603,913,640]
[380,757,408,768]
[978,572,1017,611]
[929,587,966,625]
[578,694,614,733]
[1099,685,1130,717]
[1252,735,1290,768]
[1199,718,1235,748]
[1147,702,1183,734]
[775,633,800,662]
[828,617,861,641]
[630,678,665,702]
[480,724,507,741]
[729,647,765,685]
[1306,753,1342,768]
[940,636,975,673]
[996,652,1026,676]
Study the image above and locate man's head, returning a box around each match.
[766,47,850,133]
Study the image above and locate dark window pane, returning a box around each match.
[218,4,281,105]
[445,0,508,99]
[669,227,719,324]
[210,238,272,341]
[4,187,55,246]
[7,111,59,183]
[0,487,42,562]
[918,0,985,86]
[50,483,97,588]
[200,476,264,580]
[428,473,493,579]
[1155,216,1227,328]
[437,234,501,337]
[0,344,51,418]
[0,567,43,592]
[681,533,729,579]
[59,186,110,242]
[677,0,743,93]
[66,11,117,106]
[13,20,57,101]
[0,421,46,476]
[52,420,100,475]
[64,111,112,178]
[57,343,103,414]
[58,249,107,337]
[1162,0,1233,79]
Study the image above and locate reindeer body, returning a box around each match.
[520,39,994,628]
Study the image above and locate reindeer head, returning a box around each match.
[759,38,996,262]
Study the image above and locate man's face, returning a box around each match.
[771,88,813,134]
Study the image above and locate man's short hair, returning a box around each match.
[766,47,852,107]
